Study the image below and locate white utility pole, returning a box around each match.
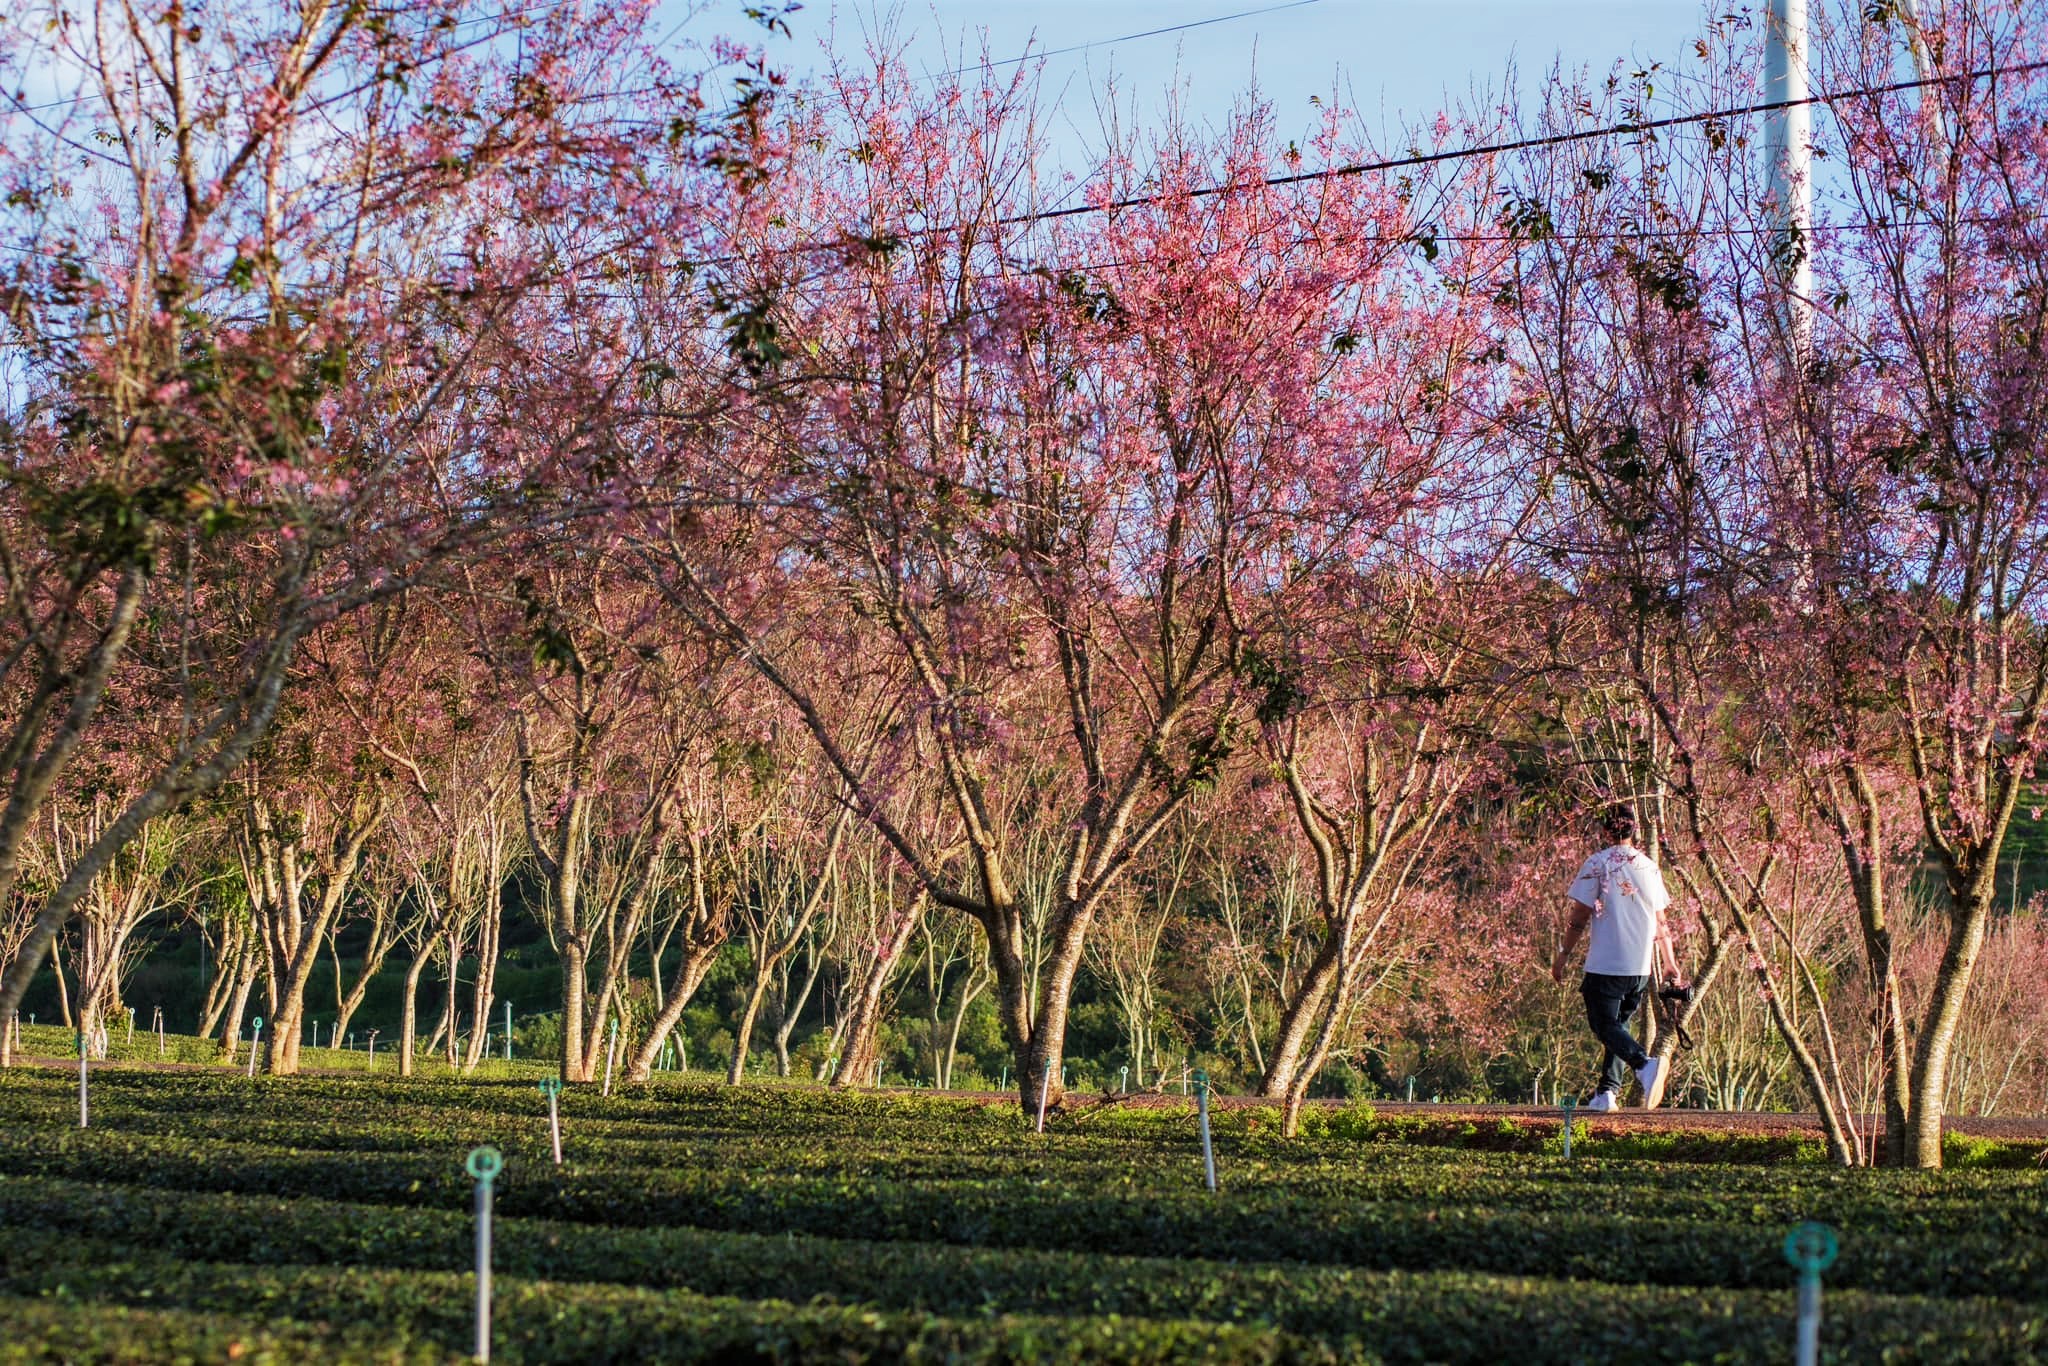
[1896,0,1950,148]
[1764,0,1813,349]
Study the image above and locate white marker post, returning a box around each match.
[503,1002,513,1062]
[602,1018,618,1097]
[367,1029,380,1072]
[1193,1068,1217,1193]
[1561,1095,1577,1160]
[77,1031,88,1128]
[154,1008,164,1059]
[539,1077,563,1164]
[247,1017,263,1079]
[1035,1065,1051,1134]
[1786,1222,1839,1366]
[466,1146,503,1363]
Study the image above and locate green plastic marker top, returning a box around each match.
[467,1145,504,1184]
[251,1017,262,1032]
[538,1077,562,1097]
[1191,1068,1209,1096]
[1785,1222,1839,1275]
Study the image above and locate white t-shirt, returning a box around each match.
[1566,844,1671,977]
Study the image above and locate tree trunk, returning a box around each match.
[1904,881,1994,1168]
[773,934,826,1078]
[940,966,988,1089]
[835,893,927,1090]
[463,892,502,1073]
[624,949,718,1083]
[560,936,590,1082]
[439,926,461,1067]
[728,971,770,1085]
[1258,936,1339,1098]
[331,910,397,1046]
[398,947,431,1078]
[219,957,258,1063]
[50,937,73,1032]
[1282,939,1375,1138]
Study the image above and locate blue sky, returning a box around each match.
[697,0,1719,169]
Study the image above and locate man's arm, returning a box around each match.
[1654,905,1683,983]
[1551,898,1593,984]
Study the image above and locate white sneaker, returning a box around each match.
[1584,1090,1617,1113]
[1636,1056,1667,1109]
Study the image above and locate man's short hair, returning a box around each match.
[1600,805,1638,840]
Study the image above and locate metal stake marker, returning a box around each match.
[602,1018,618,1097]
[154,1008,164,1059]
[1406,1076,1415,1103]
[1561,1095,1576,1160]
[247,1018,263,1079]
[1786,1222,1839,1366]
[77,1031,88,1128]
[504,1002,513,1062]
[367,1029,380,1072]
[1193,1068,1217,1192]
[466,1146,503,1363]
[126,1013,134,1049]
[1119,1065,1129,1095]
[998,1064,1008,1093]
[1035,1067,1051,1134]
[539,1077,563,1164]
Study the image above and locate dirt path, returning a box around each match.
[927,1086,2048,1142]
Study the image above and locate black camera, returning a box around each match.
[1657,982,1694,1008]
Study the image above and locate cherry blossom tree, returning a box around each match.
[0,0,766,1063]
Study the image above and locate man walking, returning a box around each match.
[1551,805,1685,1111]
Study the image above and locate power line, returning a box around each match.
[1001,54,2048,227]
[933,0,1324,79]
[4,54,2042,289]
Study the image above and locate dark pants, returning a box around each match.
[1582,973,1650,1095]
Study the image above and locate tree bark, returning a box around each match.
[1905,879,1994,1168]
[1258,938,1338,1098]
[398,946,431,1077]
[835,891,929,1089]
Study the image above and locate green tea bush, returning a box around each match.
[1,1063,2042,1363]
